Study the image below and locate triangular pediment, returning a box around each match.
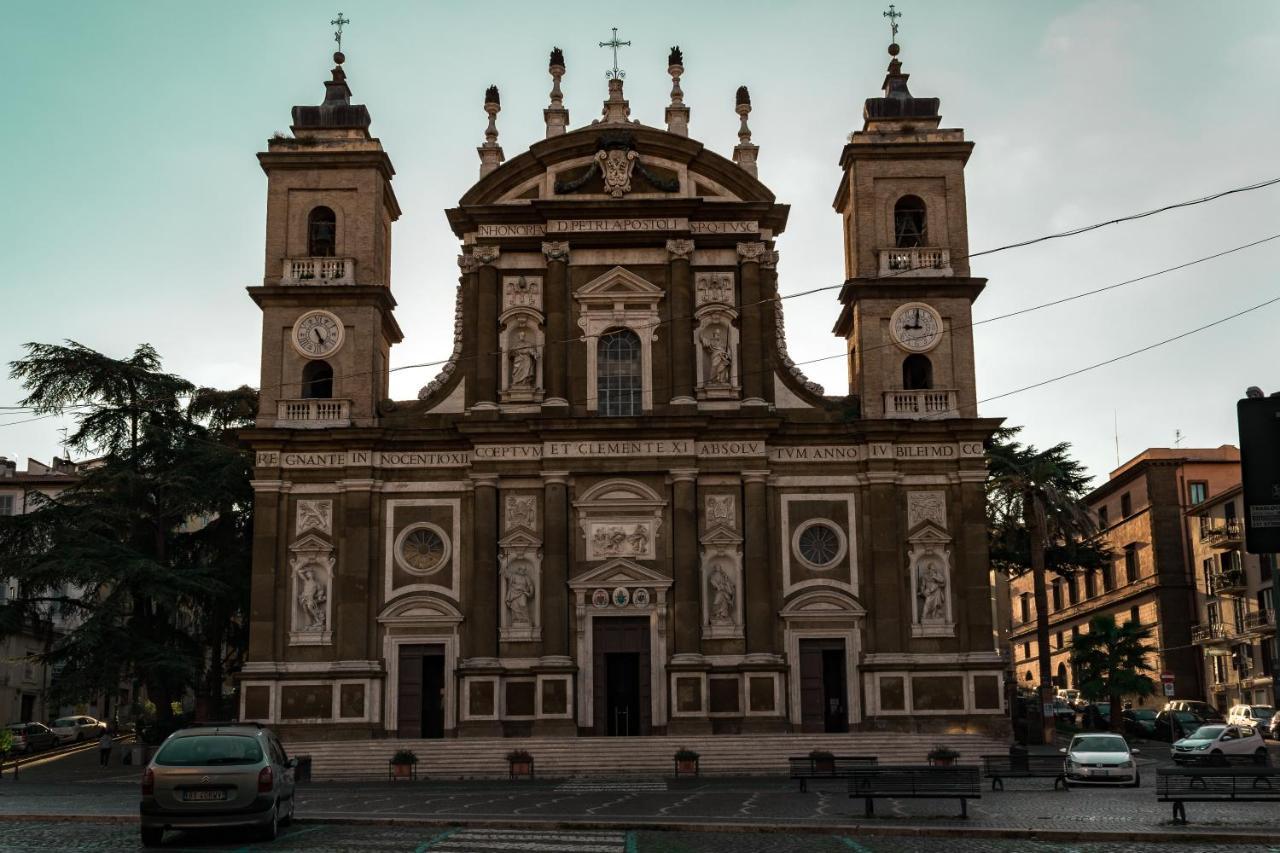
[575,266,665,303]
[569,557,673,589]
[907,521,951,544]
[289,532,333,554]
[498,528,542,548]
[700,523,743,546]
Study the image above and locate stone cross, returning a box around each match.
[599,27,631,79]
[331,12,350,52]
[883,4,902,41]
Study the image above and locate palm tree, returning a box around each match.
[987,427,1109,743]
[1069,614,1157,732]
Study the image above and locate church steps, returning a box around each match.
[286,733,1008,781]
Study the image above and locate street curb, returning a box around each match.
[2,813,1278,845]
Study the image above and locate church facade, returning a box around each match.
[241,39,1006,740]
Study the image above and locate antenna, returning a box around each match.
[1174,428,1184,449]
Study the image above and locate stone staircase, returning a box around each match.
[285,732,1010,781]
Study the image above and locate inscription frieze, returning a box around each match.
[547,217,688,233]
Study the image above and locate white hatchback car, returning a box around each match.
[50,715,106,743]
[1061,732,1141,787]
[1227,705,1275,737]
[1171,723,1269,765]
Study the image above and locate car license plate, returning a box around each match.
[1087,768,1112,776]
[182,790,226,802]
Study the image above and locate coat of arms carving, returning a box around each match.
[296,500,332,536]
[596,148,638,198]
[505,495,537,531]
[907,491,947,531]
[705,495,735,529]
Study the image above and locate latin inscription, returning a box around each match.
[476,223,546,238]
[768,446,862,463]
[547,218,688,233]
[690,221,758,235]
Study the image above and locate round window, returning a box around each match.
[792,519,847,571]
[394,523,451,576]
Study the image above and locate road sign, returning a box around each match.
[1238,395,1280,554]
[1161,673,1175,697]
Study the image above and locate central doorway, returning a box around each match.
[799,638,848,733]
[593,616,651,735]
[396,644,445,738]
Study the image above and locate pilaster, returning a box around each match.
[541,471,571,660]
[743,470,774,653]
[667,239,696,406]
[474,247,500,409]
[671,469,701,655]
[542,242,570,409]
[737,242,766,405]
[468,474,500,659]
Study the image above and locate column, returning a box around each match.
[541,472,571,660]
[248,481,282,661]
[474,246,500,408]
[671,470,701,655]
[667,240,696,405]
[469,475,499,660]
[737,242,766,404]
[743,471,773,653]
[541,242,570,408]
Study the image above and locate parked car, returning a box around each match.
[1172,723,1269,766]
[5,722,59,753]
[1227,704,1276,737]
[1272,714,1280,741]
[50,715,107,743]
[1154,709,1204,742]
[140,723,296,847]
[1163,699,1224,723]
[1051,699,1077,723]
[1080,703,1112,730]
[1056,688,1083,708]
[1060,732,1141,787]
[1122,708,1159,739]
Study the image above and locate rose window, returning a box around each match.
[793,520,846,570]
[395,523,451,576]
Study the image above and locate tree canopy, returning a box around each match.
[1069,614,1157,730]
[0,341,256,724]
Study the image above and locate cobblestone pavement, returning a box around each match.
[0,821,1277,852]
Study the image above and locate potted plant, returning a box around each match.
[809,749,835,774]
[390,748,418,780]
[673,748,700,777]
[927,745,960,767]
[506,748,534,779]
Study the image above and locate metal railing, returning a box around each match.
[883,389,958,419]
[1191,622,1234,644]
[1244,611,1276,635]
[878,247,952,277]
[1209,568,1247,595]
[282,257,355,284]
[1203,519,1244,548]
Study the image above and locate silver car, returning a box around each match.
[139,723,296,847]
[1060,732,1141,787]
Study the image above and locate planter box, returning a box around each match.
[509,759,534,780]
[388,761,418,781]
[674,757,699,777]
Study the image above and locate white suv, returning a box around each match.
[1227,704,1275,737]
[1172,723,1269,765]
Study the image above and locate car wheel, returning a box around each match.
[140,826,164,848]
[1129,771,1141,788]
[280,798,294,827]
[258,804,279,841]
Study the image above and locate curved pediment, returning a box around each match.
[575,477,665,507]
[455,125,778,210]
[377,593,464,624]
[780,588,867,618]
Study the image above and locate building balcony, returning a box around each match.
[883,389,959,419]
[274,398,352,428]
[281,257,355,285]
[1209,567,1247,596]
[1191,622,1235,646]
[878,247,953,277]
[1203,519,1244,549]
[1243,610,1276,636]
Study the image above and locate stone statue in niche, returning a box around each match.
[503,561,535,626]
[708,563,736,625]
[297,566,328,630]
[917,554,948,622]
[510,330,537,388]
[705,495,734,529]
[700,325,732,385]
[505,495,536,531]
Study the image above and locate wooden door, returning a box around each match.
[798,640,826,732]
[592,617,651,735]
[397,644,445,738]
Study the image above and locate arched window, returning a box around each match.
[307,206,337,257]
[301,360,333,399]
[1056,662,1068,689]
[894,195,927,248]
[902,354,933,390]
[597,328,642,416]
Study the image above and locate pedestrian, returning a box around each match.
[98,730,114,767]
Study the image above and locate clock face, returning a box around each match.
[292,311,344,358]
[890,303,943,352]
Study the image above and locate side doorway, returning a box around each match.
[799,638,849,733]
[396,644,446,738]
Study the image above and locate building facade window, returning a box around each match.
[1019,593,1031,624]
[1129,605,1140,625]
[1224,500,1237,521]
[1124,545,1139,584]
[1051,580,1063,611]
[1261,552,1275,583]
[1084,571,1097,598]
[1188,481,1207,505]
[1067,577,1079,606]
[307,206,337,257]
[1120,492,1133,518]
[1055,631,1064,650]
[901,354,933,390]
[1096,505,1108,529]
[596,328,643,417]
[0,495,12,516]
[893,195,927,247]
[301,360,333,399]
[1101,561,1114,592]
[1022,641,1031,660]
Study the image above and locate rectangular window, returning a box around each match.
[1258,590,1273,619]
[1199,515,1211,539]
[1084,571,1097,598]
[1124,545,1139,584]
[1101,561,1115,592]
[1052,580,1063,611]
[1067,577,1079,606]
[1261,553,1275,583]
[1022,641,1031,660]
[1188,481,1207,505]
[1203,558,1216,588]
[1207,600,1219,627]
[1224,501,1237,521]
[1072,625,1080,641]
[1096,505,1109,529]
[1233,603,1246,635]
[1129,605,1140,626]
[0,495,12,516]
[1020,594,1031,624]
[1055,631,1064,649]
[1120,492,1133,518]
[1263,641,1275,678]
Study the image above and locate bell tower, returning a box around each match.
[832,39,984,420]
[250,50,402,428]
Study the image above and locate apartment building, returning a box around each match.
[1187,484,1278,708]
[1008,447,1242,705]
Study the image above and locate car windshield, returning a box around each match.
[1188,725,1225,740]
[1130,709,1156,720]
[1174,712,1201,721]
[53,718,76,727]
[1072,737,1127,753]
[154,735,264,766]
[1251,707,1276,720]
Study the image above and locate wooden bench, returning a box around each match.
[847,765,982,818]
[980,753,1067,791]
[788,755,877,792]
[1156,766,1280,823]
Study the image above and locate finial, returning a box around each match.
[883,4,902,43]
[666,45,689,136]
[599,27,631,80]
[546,47,569,137]
[479,85,504,177]
[485,84,500,107]
[733,85,758,177]
[331,11,350,55]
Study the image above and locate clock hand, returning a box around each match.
[313,328,324,344]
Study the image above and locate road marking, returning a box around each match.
[839,838,873,853]
[429,827,626,852]
[415,828,458,851]
[556,777,667,792]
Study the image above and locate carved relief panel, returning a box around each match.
[296,499,332,536]
[574,479,666,563]
[500,275,545,405]
[693,272,739,400]
[906,492,954,638]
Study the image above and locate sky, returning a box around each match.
[2,0,1279,486]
